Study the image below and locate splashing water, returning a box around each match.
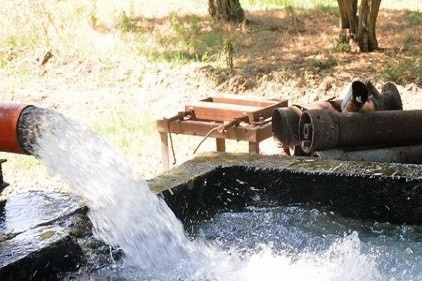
[21,108,422,280]
[22,108,222,279]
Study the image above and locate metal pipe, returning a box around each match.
[272,99,341,152]
[299,109,422,154]
[0,103,35,154]
[272,105,302,148]
[312,145,422,164]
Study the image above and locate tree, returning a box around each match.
[337,0,382,52]
[208,0,245,23]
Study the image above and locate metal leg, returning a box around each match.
[249,142,260,154]
[0,159,9,191]
[160,132,169,171]
[216,138,226,152]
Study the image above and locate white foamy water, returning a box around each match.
[24,108,215,278]
[23,108,422,281]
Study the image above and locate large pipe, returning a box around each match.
[272,81,403,156]
[312,144,422,164]
[0,102,35,154]
[273,80,370,148]
[299,109,422,154]
[272,99,341,153]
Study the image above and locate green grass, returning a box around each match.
[1,0,421,87]
[380,54,422,85]
[2,0,421,69]
[241,0,337,10]
[405,11,422,26]
[309,55,338,71]
[131,13,232,64]
[241,0,422,11]
[92,110,156,156]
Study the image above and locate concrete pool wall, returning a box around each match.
[150,153,422,225]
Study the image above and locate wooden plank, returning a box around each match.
[186,100,261,112]
[251,104,288,122]
[208,94,285,108]
[186,99,288,123]
[185,101,259,122]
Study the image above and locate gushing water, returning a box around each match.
[22,107,225,280]
[21,108,422,280]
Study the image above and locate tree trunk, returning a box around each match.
[337,0,358,42]
[337,0,381,52]
[208,0,245,23]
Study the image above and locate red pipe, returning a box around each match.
[0,103,33,154]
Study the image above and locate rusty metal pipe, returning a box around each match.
[272,105,302,148]
[272,100,342,150]
[0,103,35,154]
[299,109,422,154]
[312,144,422,164]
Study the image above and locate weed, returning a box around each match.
[303,70,316,85]
[404,35,417,46]
[380,56,422,85]
[314,4,337,13]
[404,10,422,26]
[272,67,291,82]
[285,6,301,32]
[309,55,338,71]
[89,13,99,29]
[0,57,7,68]
[224,39,234,69]
[336,41,350,53]
[118,11,138,32]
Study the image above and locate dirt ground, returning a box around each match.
[1,8,421,198]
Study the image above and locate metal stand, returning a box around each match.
[156,95,288,170]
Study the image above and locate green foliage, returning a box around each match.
[117,11,139,32]
[167,12,203,56]
[0,57,7,68]
[2,29,39,50]
[404,10,422,26]
[138,12,230,64]
[404,35,417,46]
[335,41,350,53]
[241,0,422,11]
[241,0,337,10]
[93,111,156,153]
[380,55,422,85]
[309,55,338,71]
